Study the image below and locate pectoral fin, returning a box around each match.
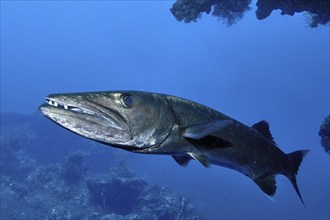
[187,152,209,167]
[172,153,209,168]
[181,119,233,139]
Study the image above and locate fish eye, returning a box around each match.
[121,94,134,108]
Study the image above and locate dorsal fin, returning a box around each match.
[252,120,275,143]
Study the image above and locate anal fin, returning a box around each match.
[254,175,277,197]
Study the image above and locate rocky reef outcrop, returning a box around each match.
[0,113,201,220]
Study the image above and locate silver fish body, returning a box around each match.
[39,90,308,206]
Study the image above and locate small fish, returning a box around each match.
[39,91,309,206]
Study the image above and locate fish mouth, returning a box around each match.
[39,97,127,131]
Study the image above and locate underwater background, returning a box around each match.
[1,1,329,220]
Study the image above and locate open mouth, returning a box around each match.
[42,98,125,130]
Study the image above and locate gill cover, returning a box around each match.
[114,91,176,148]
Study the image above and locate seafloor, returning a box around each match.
[0,112,201,220]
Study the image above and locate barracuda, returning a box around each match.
[39,90,309,206]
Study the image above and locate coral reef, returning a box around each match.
[256,0,330,28]
[319,115,330,155]
[0,113,201,219]
[170,0,330,27]
[170,0,251,26]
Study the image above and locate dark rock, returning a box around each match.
[319,115,330,155]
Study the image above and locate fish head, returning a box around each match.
[39,91,176,150]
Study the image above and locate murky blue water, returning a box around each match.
[1,1,329,219]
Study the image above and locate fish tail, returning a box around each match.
[286,150,309,207]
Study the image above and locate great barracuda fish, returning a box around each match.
[39,91,309,206]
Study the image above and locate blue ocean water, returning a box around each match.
[1,1,329,220]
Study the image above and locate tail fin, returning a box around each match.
[286,150,309,207]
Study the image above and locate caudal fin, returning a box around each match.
[286,150,309,207]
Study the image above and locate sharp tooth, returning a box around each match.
[54,102,58,107]
[48,100,53,105]
[64,105,68,110]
